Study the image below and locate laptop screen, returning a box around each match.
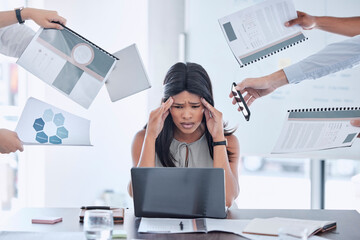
[131,167,227,218]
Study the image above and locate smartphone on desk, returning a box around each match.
[231,82,250,121]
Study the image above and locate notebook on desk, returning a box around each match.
[131,168,227,219]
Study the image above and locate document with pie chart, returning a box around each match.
[17,26,117,109]
[16,97,91,146]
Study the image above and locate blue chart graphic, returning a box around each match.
[33,109,69,144]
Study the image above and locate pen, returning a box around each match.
[179,221,183,230]
[81,206,110,210]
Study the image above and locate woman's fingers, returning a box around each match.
[163,97,173,112]
[204,108,210,122]
[162,110,170,122]
[201,98,222,120]
[158,97,173,121]
[159,97,172,109]
[201,98,215,112]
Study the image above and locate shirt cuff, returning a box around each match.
[283,64,306,84]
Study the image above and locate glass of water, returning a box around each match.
[84,210,114,240]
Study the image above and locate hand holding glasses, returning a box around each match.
[231,82,250,121]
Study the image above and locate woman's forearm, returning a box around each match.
[213,146,239,207]
[137,135,156,167]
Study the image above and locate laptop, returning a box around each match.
[131,167,227,218]
[105,44,151,102]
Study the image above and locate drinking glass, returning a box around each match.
[83,210,114,240]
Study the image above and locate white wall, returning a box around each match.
[23,0,149,207]
[148,0,185,109]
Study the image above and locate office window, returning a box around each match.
[325,159,360,211]
[237,157,311,209]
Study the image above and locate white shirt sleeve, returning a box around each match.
[283,35,360,84]
[0,24,35,58]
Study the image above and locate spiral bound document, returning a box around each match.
[272,107,360,153]
[17,25,117,109]
[219,0,307,67]
[56,23,119,61]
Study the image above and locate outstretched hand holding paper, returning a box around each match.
[219,0,307,67]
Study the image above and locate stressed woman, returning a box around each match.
[128,62,240,207]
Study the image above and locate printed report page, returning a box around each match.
[219,0,301,63]
[272,118,360,153]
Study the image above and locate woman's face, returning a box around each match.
[170,91,205,135]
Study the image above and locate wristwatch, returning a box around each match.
[212,139,227,147]
[15,7,25,24]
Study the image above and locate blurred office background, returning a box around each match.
[0,0,359,217]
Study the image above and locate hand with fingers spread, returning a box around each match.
[230,70,289,108]
[145,97,174,139]
[201,98,225,141]
[285,11,316,30]
[0,129,24,154]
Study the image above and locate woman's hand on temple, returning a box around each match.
[145,97,174,140]
[201,98,225,141]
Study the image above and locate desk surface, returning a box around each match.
[1,208,360,239]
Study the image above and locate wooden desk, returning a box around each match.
[1,208,360,239]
